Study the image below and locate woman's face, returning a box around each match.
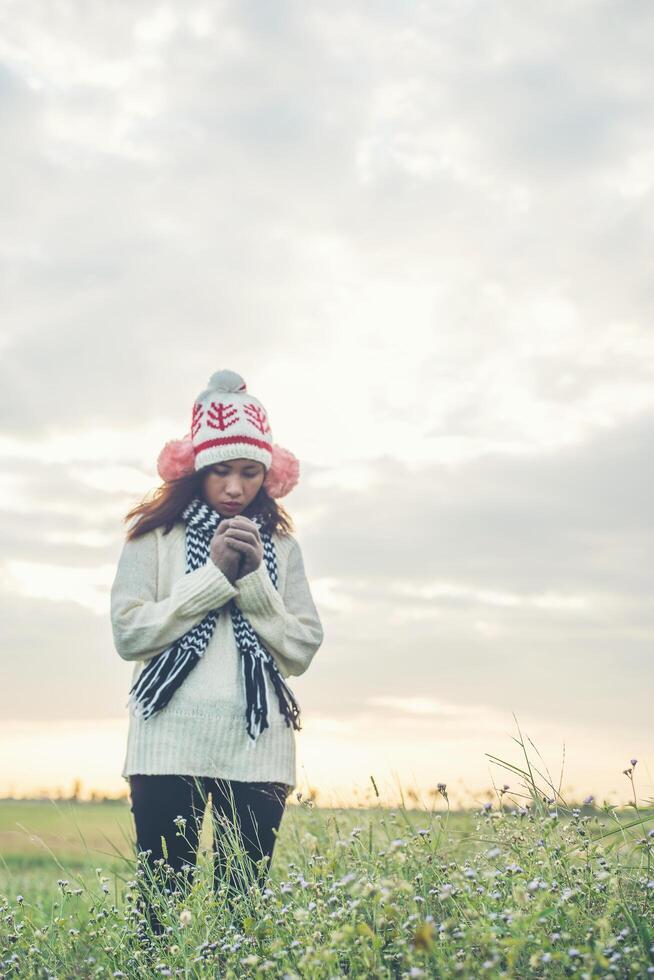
[201,458,266,517]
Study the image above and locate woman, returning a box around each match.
[110,368,324,936]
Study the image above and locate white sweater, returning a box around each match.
[110,520,324,790]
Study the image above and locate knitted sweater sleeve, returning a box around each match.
[110,529,239,662]
[233,536,324,678]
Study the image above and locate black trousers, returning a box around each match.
[128,774,290,935]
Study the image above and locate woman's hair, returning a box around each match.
[123,465,294,541]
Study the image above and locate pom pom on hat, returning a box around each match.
[206,369,247,393]
[157,433,195,482]
[195,369,248,401]
[263,444,299,498]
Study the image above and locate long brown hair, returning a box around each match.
[123,466,294,541]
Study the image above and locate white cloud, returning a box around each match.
[366,696,482,718]
[309,577,358,613]
[389,580,591,612]
[4,559,114,615]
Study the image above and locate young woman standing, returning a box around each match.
[110,368,324,935]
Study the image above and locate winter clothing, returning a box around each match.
[156,368,299,497]
[127,495,301,740]
[111,519,323,790]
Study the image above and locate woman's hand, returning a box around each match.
[221,516,264,579]
[209,521,244,584]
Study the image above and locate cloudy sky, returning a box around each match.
[1,0,653,807]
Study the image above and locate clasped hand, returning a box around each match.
[210,516,263,583]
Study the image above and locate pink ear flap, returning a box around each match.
[263,443,300,498]
[157,433,195,482]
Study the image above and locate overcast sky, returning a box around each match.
[1,0,653,804]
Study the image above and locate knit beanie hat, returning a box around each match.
[156,368,300,498]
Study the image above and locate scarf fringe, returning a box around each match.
[130,645,201,719]
[265,657,302,731]
[243,652,269,740]
[240,651,303,741]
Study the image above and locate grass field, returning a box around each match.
[1,730,653,978]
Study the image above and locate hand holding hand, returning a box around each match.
[209,521,244,584]
[220,516,264,579]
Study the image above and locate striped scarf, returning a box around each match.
[127,495,302,740]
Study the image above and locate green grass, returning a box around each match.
[1,719,653,978]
